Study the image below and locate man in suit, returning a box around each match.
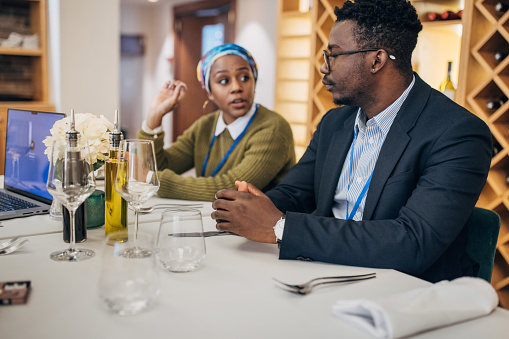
[211,0,492,283]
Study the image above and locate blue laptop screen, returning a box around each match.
[4,109,65,200]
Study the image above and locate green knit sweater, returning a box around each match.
[137,105,295,201]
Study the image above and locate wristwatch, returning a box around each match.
[273,215,285,247]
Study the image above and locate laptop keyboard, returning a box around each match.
[0,191,38,212]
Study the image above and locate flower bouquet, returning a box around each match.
[43,112,114,172]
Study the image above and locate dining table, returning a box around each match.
[1,187,509,338]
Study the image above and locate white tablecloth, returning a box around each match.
[1,185,509,338]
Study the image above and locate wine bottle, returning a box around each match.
[441,11,460,20]
[62,204,87,243]
[486,96,507,110]
[493,140,502,157]
[506,172,509,185]
[427,12,442,21]
[439,61,456,100]
[495,52,508,62]
[104,109,128,236]
[457,10,463,18]
[61,126,88,243]
[495,2,509,13]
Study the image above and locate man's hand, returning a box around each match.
[212,182,283,244]
[146,80,188,130]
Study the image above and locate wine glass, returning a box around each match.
[46,135,96,261]
[114,139,160,257]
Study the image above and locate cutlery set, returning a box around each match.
[274,272,376,295]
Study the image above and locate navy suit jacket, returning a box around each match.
[267,74,492,283]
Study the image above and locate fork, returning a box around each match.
[0,236,22,251]
[274,272,376,294]
[277,275,376,295]
[0,238,29,255]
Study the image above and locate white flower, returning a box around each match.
[43,113,114,165]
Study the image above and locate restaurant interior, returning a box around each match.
[2,0,509,337]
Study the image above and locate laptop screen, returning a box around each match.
[4,109,65,201]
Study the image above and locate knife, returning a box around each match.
[168,231,237,237]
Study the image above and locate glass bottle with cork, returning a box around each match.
[62,109,87,243]
[104,110,128,235]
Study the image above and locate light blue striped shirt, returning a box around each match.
[332,76,415,220]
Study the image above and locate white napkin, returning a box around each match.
[22,34,39,49]
[1,32,23,48]
[332,277,498,339]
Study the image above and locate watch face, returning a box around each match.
[274,218,285,240]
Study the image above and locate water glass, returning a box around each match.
[98,231,160,315]
[48,199,62,220]
[156,209,206,272]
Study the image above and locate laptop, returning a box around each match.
[0,108,65,220]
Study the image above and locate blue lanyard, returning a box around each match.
[201,105,258,177]
[346,129,374,220]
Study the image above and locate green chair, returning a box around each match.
[465,207,501,282]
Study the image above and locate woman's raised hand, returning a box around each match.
[147,80,188,130]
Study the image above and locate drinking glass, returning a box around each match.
[156,209,206,272]
[46,136,96,261]
[114,139,160,257]
[98,230,160,315]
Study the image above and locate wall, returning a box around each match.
[235,0,278,110]
[48,0,120,123]
[120,1,175,140]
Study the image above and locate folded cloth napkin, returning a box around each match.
[22,34,39,49]
[1,32,23,48]
[332,277,498,339]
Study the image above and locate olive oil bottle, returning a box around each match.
[104,110,127,235]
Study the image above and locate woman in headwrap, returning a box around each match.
[138,43,296,201]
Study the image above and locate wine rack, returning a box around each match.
[307,0,339,142]
[274,0,313,159]
[461,0,509,309]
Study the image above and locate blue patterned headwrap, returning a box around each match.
[197,44,258,95]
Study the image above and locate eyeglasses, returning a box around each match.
[322,49,396,70]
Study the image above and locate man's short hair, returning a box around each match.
[335,0,423,74]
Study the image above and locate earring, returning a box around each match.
[202,99,210,112]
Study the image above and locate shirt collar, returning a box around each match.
[354,75,416,137]
[214,104,257,140]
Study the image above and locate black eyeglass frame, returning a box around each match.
[322,49,396,69]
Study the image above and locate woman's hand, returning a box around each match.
[146,80,188,130]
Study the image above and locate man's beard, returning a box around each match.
[333,96,354,106]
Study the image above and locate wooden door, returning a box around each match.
[172,0,235,141]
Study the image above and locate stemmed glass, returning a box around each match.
[114,139,160,257]
[46,135,96,261]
